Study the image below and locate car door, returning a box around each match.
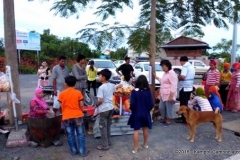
[193,61,206,74]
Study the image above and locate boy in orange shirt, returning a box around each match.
[58,75,88,157]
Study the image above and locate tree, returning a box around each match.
[0,38,4,56]
[31,0,240,101]
[110,47,128,60]
[212,38,240,62]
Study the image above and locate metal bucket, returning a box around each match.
[28,115,62,148]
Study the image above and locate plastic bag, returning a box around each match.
[0,73,10,92]
[10,93,20,103]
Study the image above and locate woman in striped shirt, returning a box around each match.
[225,62,240,112]
[204,60,220,97]
[189,87,213,111]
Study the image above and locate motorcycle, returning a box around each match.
[41,86,96,106]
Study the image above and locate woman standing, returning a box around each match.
[37,61,51,87]
[72,54,87,97]
[204,60,220,97]
[153,60,178,127]
[219,63,232,108]
[225,63,240,112]
[87,60,97,96]
[128,75,153,154]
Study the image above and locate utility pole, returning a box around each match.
[3,0,22,124]
[149,0,156,102]
[231,22,238,65]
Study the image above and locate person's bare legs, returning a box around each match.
[133,130,139,152]
[142,127,148,147]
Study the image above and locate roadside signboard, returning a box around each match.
[16,30,41,51]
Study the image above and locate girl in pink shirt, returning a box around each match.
[153,60,178,127]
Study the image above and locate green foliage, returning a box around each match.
[0,38,4,57]
[110,47,127,60]
[38,0,240,52]
[212,38,240,63]
[19,65,36,74]
[77,22,127,51]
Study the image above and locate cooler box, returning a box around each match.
[83,106,95,116]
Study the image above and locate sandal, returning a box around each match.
[141,143,149,149]
[97,145,109,150]
[132,150,137,154]
[53,140,62,146]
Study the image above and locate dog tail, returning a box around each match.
[214,107,220,114]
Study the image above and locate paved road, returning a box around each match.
[0,74,239,160]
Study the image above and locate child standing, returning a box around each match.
[58,75,88,157]
[95,69,122,150]
[128,75,154,154]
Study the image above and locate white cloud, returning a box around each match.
[0,0,239,53]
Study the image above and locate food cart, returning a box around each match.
[93,80,137,138]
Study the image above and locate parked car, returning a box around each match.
[133,62,164,88]
[172,60,209,76]
[87,59,121,85]
[114,60,136,68]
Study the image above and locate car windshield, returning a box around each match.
[144,64,162,71]
[93,61,116,68]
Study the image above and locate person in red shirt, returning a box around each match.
[58,75,89,157]
[204,60,220,97]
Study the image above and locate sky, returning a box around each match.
[0,0,239,54]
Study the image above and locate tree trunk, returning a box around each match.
[3,0,22,124]
[149,0,156,102]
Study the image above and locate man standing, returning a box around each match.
[72,54,87,97]
[52,56,70,114]
[116,57,134,83]
[175,56,195,123]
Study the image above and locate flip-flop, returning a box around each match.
[141,143,149,149]
[97,145,109,150]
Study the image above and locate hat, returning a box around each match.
[209,60,217,66]
[232,62,240,69]
[223,63,230,69]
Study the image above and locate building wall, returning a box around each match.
[165,49,203,58]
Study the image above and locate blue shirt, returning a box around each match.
[208,93,223,113]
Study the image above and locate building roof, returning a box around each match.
[161,36,211,49]
[161,44,211,49]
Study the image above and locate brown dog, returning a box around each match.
[176,105,222,143]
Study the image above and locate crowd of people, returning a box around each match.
[26,53,240,156]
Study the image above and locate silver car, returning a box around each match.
[87,59,120,84]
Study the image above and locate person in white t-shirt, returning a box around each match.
[189,87,213,111]
[95,69,122,151]
[175,56,195,123]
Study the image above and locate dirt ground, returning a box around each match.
[0,74,240,160]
